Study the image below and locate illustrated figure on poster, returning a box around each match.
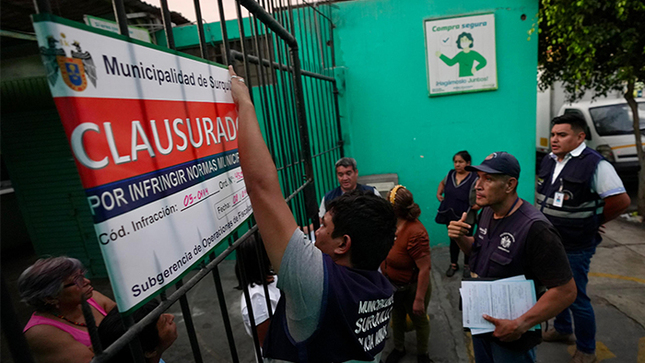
[435,32,487,77]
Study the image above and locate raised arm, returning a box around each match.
[231,66,297,273]
[439,53,459,66]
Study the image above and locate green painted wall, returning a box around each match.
[1,77,104,276]
[161,1,539,246]
[333,0,539,246]
[155,18,261,49]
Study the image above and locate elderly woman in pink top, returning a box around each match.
[19,256,116,363]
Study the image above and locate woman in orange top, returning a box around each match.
[381,185,432,363]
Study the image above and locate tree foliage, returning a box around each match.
[539,0,645,99]
[539,0,645,218]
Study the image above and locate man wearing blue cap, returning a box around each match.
[448,152,576,363]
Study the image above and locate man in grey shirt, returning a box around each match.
[231,67,397,362]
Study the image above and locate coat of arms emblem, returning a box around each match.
[499,232,515,249]
[40,35,96,91]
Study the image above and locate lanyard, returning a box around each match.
[488,197,520,239]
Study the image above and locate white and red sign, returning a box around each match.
[33,14,252,313]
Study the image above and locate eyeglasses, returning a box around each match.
[63,271,87,288]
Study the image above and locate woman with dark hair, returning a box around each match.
[381,186,432,363]
[235,234,281,343]
[98,299,177,363]
[435,150,478,278]
[435,32,487,77]
[19,256,116,363]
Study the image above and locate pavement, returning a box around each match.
[2,218,644,363]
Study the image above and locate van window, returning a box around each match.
[564,108,585,117]
[588,102,645,136]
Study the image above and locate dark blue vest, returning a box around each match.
[435,170,477,225]
[536,147,604,251]
[470,201,550,280]
[469,201,549,351]
[324,184,377,211]
[263,255,394,362]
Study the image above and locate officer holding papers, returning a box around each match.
[448,151,576,363]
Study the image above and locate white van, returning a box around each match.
[553,98,644,172]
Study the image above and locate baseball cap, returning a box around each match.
[466,152,520,179]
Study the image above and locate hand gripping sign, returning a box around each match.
[32,14,252,313]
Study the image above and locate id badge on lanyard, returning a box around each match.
[553,178,564,208]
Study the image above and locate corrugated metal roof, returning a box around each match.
[0,0,191,34]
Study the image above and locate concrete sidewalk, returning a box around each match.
[536,218,645,363]
[2,219,644,363]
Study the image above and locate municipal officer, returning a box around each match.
[230,67,397,362]
[449,151,576,363]
[537,114,630,363]
[318,157,380,219]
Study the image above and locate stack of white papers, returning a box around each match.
[460,275,539,335]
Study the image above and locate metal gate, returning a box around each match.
[15,0,343,362]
